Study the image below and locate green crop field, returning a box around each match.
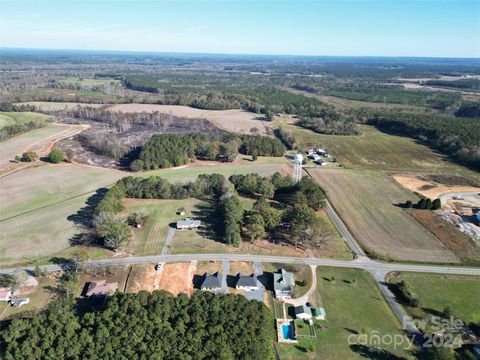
[0,111,53,128]
[270,118,480,181]
[278,267,415,360]
[0,164,123,264]
[309,168,457,262]
[389,273,480,324]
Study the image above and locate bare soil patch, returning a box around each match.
[393,175,480,199]
[229,261,254,276]
[157,261,196,297]
[125,264,159,293]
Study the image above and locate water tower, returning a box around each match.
[293,153,303,181]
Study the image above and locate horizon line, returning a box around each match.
[2,46,479,60]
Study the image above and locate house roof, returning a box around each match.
[177,219,201,227]
[273,269,295,291]
[0,288,11,298]
[86,280,118,296]
[236,275,258,287]
[294,305,312,316]
[201,272,222,289]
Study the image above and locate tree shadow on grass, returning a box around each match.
[67,188,109,228]
[350,345,408,360]
[191,199,224,243]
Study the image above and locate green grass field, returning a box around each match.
[309,169,457,263]
[270,117,479,181]
[0,164,123,264]
[389,273,480,324]
[279,267,415,360]
[0,111,53,128]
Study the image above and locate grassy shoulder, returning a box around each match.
[388,272,480,325]
[278,267,416,360]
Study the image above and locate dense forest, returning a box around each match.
[133,133,285,170]
[424,78,480,90]
[1,291,275,360]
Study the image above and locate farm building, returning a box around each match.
[201,272,222,291]
[306,148,315,156]
[178,208,186,216]
[313,307,326,320]
[308,153,321,161]
[0,288,12,302]
[294,305,312,320]
[273,268,295,299]
[85,280,118,297]
[236,274,259,291]
[11,298,29,308]
[177,219,201,230]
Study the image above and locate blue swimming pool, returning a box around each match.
[282,323,295,340]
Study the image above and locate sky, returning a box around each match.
[1,0,479,58]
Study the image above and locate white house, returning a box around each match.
[294,305,312,320]
[0,288,12,302]
[177,218,201,230]
[236,275,259,291]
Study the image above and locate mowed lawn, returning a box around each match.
[390,273,480,324]
[270,118,479,180]
[0,164,122,264]
[278,267,415,360]
[0,111,53,128]
[120,198,202,255]
[308,169,457,262]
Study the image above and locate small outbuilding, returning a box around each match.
[11,298,29,308]
[85,280,118,297]
[236,274,259,291]
[0,288,12,302]
[201,272,222,291]
[313,307,326,320]
[294,305,312,320]
[177,218,201,230]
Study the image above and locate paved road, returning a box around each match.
[324,199,366,258]
[4,254,480,276]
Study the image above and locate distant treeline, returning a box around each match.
[132,133,285,171]
[425,78,480,90]
[366,110,480,168]
[1,291,275,360]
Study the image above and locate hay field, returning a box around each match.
[308,169,457,262]
[0,112,53,128]
[0,164,123,264]
[107,103,268,135]
[0,124,71,170]
[271,117,480,181]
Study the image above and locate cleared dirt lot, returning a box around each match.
[393,175,480,200]
[309,169,457,262]
[107,104,269,135]
[158,262,196,297]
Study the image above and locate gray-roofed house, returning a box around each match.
[176,218,201,230]
[201,272,222,291]
[236,274,259,291]
[273,268,295,299]
[294,305,312,320]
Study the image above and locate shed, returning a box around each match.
[313,307,326,320]
[294,305,312,320]
[11,298,29,308]
[0,288,12,302]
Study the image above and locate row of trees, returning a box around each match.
[404,198,441,210]
[0,121,44,142]
[1,291,275,360]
